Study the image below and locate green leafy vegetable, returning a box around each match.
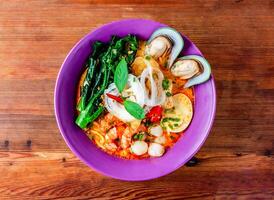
[162,78,169,90]
[162,117,180,123]
[133,132,145,141]
[145,55,151,60]
[168,124,174,129]
[76,35,139,129]
[166,91,172,97]
[77,58,96,111]
[124,100,145,120]
[76,106,104,128]
[114,58,128,93]
[77,41,106,111]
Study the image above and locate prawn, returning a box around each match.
[121,127,135,149]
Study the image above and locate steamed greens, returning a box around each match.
[76,35,138,129]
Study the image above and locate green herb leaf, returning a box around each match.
[162,117,180,123]
[145,55,151,60]
[139,134,144,140]
[162,78,169,90]
[170,135,175,140]
[168,124,174,129]
[114,58,128,93]
[133,132,145,141]
[124,100,145,120]
[133,134,139,140]
[166,91,172,97]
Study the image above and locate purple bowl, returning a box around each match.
[54,19,216,181]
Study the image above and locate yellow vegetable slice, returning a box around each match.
[162,93,193,133]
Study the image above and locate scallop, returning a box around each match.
[131,141,148,156]
[146,27,184,68]
[149,125,163,137]
[148,143,165,157]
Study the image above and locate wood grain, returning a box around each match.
[0,0,273,199]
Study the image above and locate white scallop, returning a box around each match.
[148,143,165,157]
[131,141,148,156]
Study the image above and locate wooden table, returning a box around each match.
[0,0,273,199]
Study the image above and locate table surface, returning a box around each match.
[0,0,273,199]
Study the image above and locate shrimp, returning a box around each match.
[99,113,117,132]
[105,142,117,152]
[121,127,134,149]
[105,127,117,141]
[104,127,119,152]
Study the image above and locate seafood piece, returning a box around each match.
[148,143,165,157]
[154,135,167,145]
[105,143,118,152]
[121,127,133,149]
[131,141,148,155]
[105,127,117,141]
[146,27,184,68]
[171,55,211,88]
[149,125,163,137]
[146,36,172,59]
[171,59,200,79]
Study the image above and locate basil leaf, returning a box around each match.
[114,58,128,93]
[162,78,169,90]
[124,100,145,120]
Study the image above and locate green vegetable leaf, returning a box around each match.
[145,55,151,60]
[124,100,145,120]
[162,78,169,90]
[76,35,138,129]
[133,133,144,140]
[166,91,172,97]
[114,58,128,93]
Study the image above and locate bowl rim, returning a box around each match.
[54,18,216,181]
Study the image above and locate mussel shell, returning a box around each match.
[177,55,211,88]
[148,27,184,68]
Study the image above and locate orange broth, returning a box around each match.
[76,40,194,159]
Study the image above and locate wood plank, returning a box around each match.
[0,0,273,199]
